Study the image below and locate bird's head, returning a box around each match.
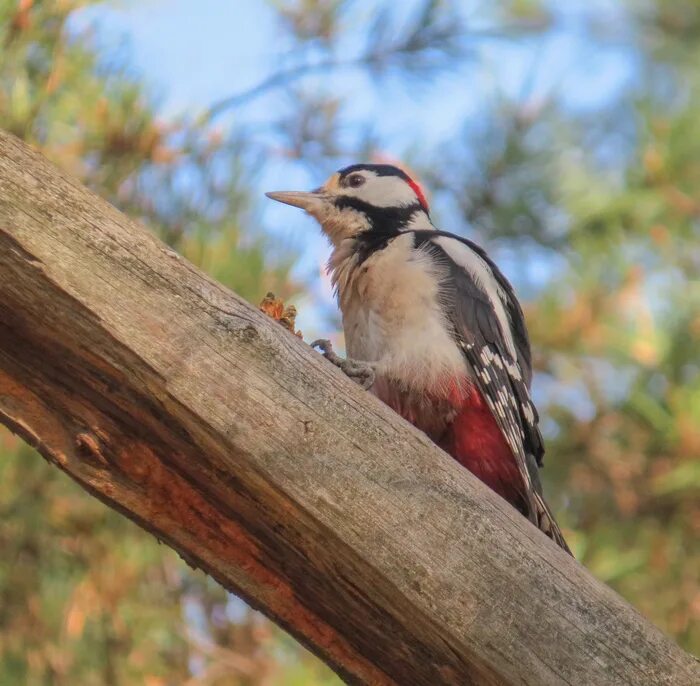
[266,163,431,245]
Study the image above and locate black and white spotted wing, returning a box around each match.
[413,230,570,552]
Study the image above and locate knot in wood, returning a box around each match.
[75,432,108,467]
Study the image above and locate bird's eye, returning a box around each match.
[347,174,365,188]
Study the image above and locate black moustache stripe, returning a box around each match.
[332,197,426,265]
[333,196,423,227]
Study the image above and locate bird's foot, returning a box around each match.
[312,339,376,390]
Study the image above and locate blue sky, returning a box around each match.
[74,0,636,338]
[78,1,278,116]
[81,1,633,126]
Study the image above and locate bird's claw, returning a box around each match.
[311,339,343,365]
[312,339,376,390]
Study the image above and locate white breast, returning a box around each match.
[330,233,466,395]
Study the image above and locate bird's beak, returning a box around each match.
[265,190,327,213]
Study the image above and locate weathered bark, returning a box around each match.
[0,129,697,686]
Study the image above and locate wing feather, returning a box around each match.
[413,231,570,552]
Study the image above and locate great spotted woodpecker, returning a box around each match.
[267,164,570,552]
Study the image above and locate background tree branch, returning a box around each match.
[0,131,697,686]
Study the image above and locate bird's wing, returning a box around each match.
[414,230,570,552]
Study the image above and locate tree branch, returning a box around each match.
[0,130,697,686]
[205,58,354,119]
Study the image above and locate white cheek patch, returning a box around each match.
[343,173,419,208]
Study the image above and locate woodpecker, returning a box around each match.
[267,164,570,552]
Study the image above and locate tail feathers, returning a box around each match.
[533,492,572,555]
[524,451,572,554]
[444,398,572,554]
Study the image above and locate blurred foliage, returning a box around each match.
[0,0,326,683]
[0,0,698,683]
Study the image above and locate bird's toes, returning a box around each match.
[311,338,333,354]
[312,339,342,365]
[312,339,375,389]
[340,360,376,390]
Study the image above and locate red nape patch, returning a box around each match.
[406,177,429,213]
[441,386,527,513]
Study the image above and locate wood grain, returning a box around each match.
[0,130,697,685]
